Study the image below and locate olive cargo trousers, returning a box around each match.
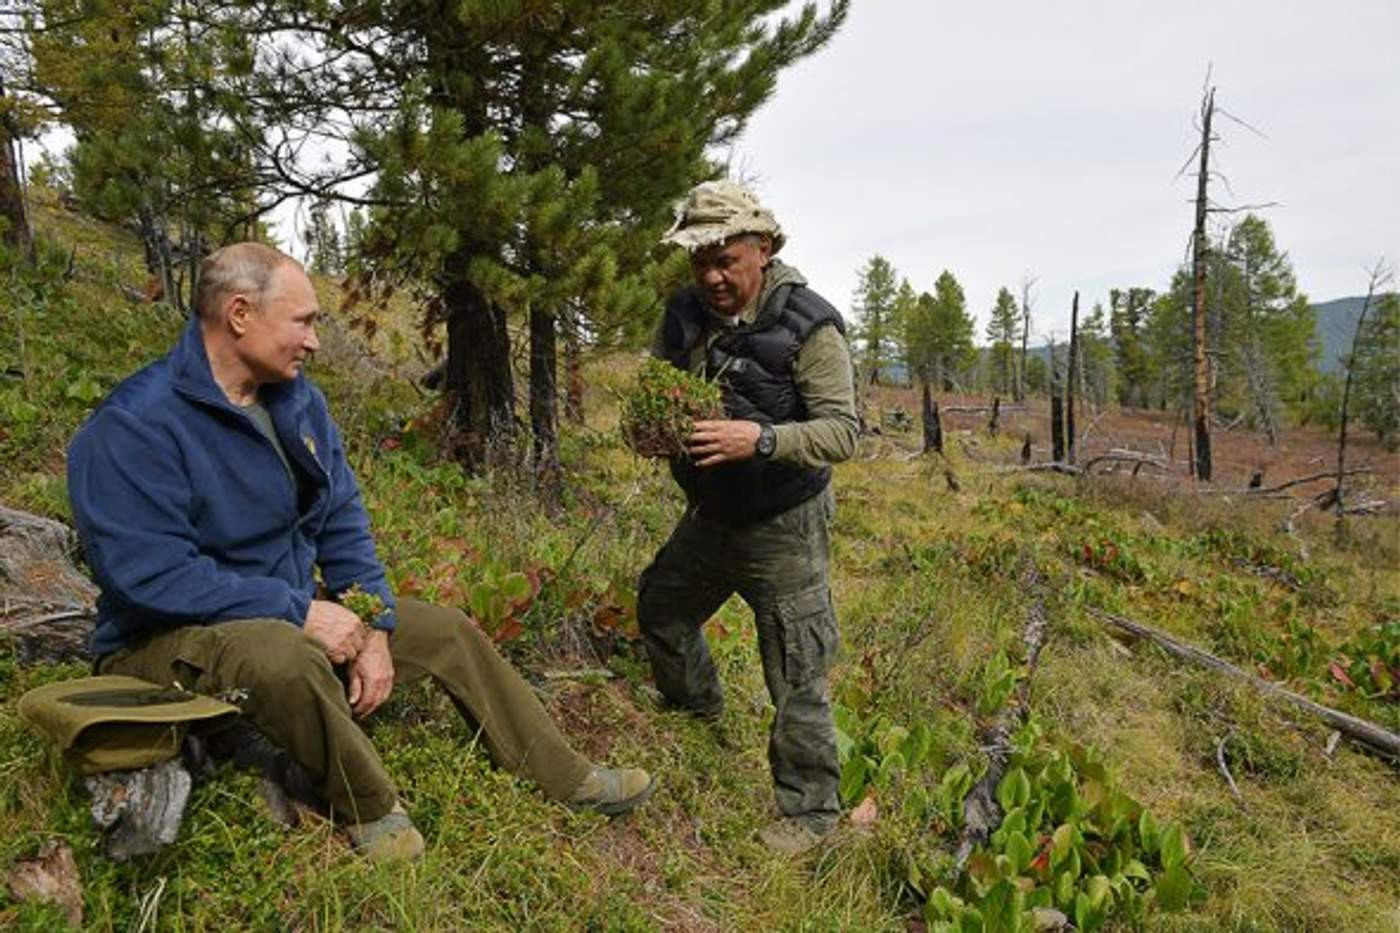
[96,598,591,824]
[638,488,841,830]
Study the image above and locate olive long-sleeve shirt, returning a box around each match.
[649,261,858,469]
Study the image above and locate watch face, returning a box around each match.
[758,425,776,456]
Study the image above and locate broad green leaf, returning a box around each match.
[1160,823,1188,870]
[1137,809,1159,855]
[1155,864,1192,911]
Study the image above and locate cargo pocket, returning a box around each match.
[778,584,839,685]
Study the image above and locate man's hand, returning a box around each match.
[347,629,394,717]
[304,599,368,664]
[688,419,760,467]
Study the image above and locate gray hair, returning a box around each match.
[194,242,299,321]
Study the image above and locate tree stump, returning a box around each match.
[0,506,97,663]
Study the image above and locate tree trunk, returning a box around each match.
[443,252,516,472]
[987,396,1000,437]
[1051,395,1065,463]
[921,382,942,454]
[563,316,585,426]
[529,306,562,504]
[1191,87,1216,482]
[0,78,33,260]
[1066,291,1079,465]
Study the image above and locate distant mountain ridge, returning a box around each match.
[1311,295,1372,373]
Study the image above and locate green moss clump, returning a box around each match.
[619,358,723,458]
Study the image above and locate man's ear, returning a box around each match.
[226,294,253,336]
[758,235,773,266]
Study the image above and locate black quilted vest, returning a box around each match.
[660,280,845,526]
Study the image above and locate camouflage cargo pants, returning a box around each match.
[638,487,841,830]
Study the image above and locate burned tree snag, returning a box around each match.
[1051,395,1065,463]
[1066,291,1080,466]
[921,383,943,454]
[987,396,1001,437]
[1190,86,1216,482]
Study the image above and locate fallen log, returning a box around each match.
[1081,449,1169,476]
[1089,608,1400,762]
[955,561,1048,867]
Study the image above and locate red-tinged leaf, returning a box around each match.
[1029,849,1052,876]
[1328,660,1356,688]
[492,616,524,644]
[1257,663,1274,680]
[379,436,401,451]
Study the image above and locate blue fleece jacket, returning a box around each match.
[67,321,397,656]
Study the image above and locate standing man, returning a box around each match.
[67,243,654,862]
[639,181,858,855]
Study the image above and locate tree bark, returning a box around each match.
[1191,87,1216,482]
[529,306,562,504]
[1050,395,1065,463]
[443,251,516,472]
[563,315,585,426]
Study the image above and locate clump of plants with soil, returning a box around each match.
[618,357,723,458]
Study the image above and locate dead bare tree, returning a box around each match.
[1016,274,1036,404]
[1334,260,1393,530]
[1188,84,1216,482]
[1066,291,1080,465]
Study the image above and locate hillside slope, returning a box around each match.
[1,202,1397,931]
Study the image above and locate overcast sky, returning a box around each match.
[729,0,1400,341]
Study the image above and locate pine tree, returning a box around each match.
[29,0,268,310]
[985,286,1018,396]
[852,255,900,384]
[247,0,849,473]
[1217,215,1319,440]
[905,269,974,391]
[1352,292,1400,449]
[1109,287,1157,408]
[305,199,343,276]
[1079,301,1115,406]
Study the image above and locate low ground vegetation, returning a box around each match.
[1,206,1397,929]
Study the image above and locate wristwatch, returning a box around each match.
[755,422,777,459]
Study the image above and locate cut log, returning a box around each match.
[1089,609,1400,761]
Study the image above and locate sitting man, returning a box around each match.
[67,243,654,861]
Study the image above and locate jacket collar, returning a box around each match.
[170,319,310,417]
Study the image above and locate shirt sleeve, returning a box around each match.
[771,324,859,468]
[68,408,312,625]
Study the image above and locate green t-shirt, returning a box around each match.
[241,399,296,487]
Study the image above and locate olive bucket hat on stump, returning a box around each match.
[18,675,238,774]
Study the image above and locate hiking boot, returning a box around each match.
[567,765,656,816]
[346,803,425,862]
[759,817,833,856]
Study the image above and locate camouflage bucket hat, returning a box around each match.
[661,180,785,254]
[18,675,239,775]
